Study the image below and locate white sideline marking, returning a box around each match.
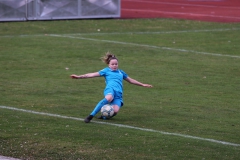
[72,28,240,35]
[1,105,240,147]
[49,34,240,59]
[1,28,240,37]
[1,28,240,59]
[66,28,240,36]
[0,155,20,160]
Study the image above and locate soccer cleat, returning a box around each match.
[84,115,93,123]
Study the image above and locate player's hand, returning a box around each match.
[70,74,79,79]
[143,84,153,87]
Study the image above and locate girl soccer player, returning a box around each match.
[70,52,153,123]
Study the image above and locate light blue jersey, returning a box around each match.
[90,67,128,116]
[99,67,128,93]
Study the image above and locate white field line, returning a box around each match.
[1,28,240,37]
[65,28,240,36]
[1,105,240,147]
[1,28,240,58]
[123,0,240,10]
[0,155,20,160]
[122,9,240,20]
[49,34,240,59]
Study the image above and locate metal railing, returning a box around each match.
[0,0,120,21]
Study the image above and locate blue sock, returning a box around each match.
[90,98,108,116]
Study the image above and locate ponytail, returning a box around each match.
[101,51,118,64]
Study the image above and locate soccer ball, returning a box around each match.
[101,104,114,118]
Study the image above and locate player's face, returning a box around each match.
[108,59,118,70]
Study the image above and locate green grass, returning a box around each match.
[0,18,240,159]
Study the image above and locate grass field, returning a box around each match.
[0,18,240,159]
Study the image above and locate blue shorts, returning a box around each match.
[104,88,123,107]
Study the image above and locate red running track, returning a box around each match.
[121,0,240,23]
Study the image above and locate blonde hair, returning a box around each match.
[101,51,118,64]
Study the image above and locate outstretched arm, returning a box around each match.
[70,72,100,79]
[124,77,153,88]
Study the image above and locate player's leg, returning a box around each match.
[111,90,123,117]
[84,88,114,123]
[110,100,123,118]
[84,96,112,123]
[98,91,123,119]
[112,104,120,113]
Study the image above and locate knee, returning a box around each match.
[105,95,113,103]
[112,105,120,113]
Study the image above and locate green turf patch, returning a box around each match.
[0,18,240,159]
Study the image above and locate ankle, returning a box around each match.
[89,115,94,119]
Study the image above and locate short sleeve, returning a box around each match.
[120,70,128,79]
[99,68,107,76]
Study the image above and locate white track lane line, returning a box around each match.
[1,106,240,147]
[122,9,240,20]
[123,0,240,10]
